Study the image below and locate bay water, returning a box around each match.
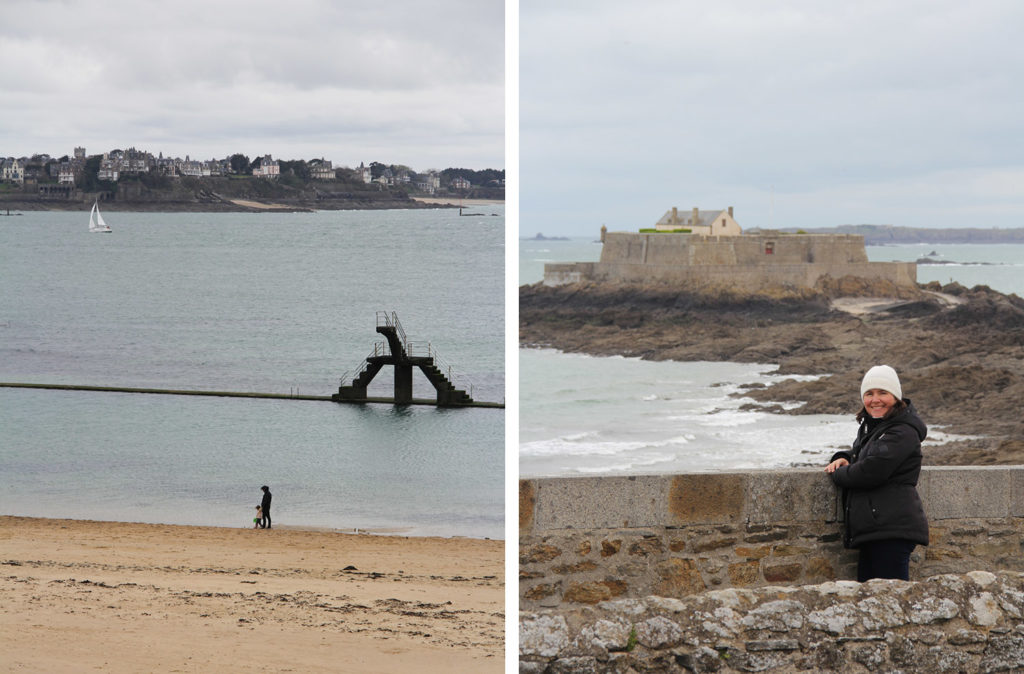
[1,207,504,538]
[519,236,1024,478]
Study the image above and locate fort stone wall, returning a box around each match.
[544,231,916,291]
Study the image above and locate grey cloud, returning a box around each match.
[0,0,503,168]
[521,0,1024,233]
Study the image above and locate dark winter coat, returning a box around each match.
[261,489,272,513]
[829,400,929,549]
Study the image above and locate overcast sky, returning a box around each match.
[521,0,1024,235]
[0,0,503,171]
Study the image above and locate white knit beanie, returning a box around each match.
[860,365,902,400]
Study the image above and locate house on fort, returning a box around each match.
[543,205,917,292]
[655,206,740,235]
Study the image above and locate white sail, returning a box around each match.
[89,201,112,233]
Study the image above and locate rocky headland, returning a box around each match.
[520,278,1024,465]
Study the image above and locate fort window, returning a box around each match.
[765,242,775,255]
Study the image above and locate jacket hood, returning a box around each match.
[901,399,927,441]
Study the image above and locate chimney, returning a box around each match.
[692,207,699,225]
[728,206,733,218]
[672,207,678,225]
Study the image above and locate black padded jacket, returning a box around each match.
[829,400,929,549]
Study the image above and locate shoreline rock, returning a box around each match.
[519,279,1024,465]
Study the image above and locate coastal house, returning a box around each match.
[655,206,740,235]
[207,159,228,177]
[416,170,441,194]
[97,155,119,182]
[252,155,280,178]
[1,158,25,184]
[58,163,76,185]
[155,154,178,176]
[544,205,917,291]
[309,159,335,180]
[178,159,210,177]
[451,176,471,190]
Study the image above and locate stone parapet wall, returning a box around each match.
[519,570,1024,672]
[519,469,1024,611]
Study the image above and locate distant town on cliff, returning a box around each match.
[0,146,504,211]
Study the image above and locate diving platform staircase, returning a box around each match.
[333,312,474,406]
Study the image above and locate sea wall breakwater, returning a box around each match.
[519,279,1024,465]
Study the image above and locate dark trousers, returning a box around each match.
[261,510,271,529]
[857,539,916,582]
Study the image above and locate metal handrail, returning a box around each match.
[338,347,379,387]
[376,310,408,352]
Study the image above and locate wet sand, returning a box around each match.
[0,516,504,672]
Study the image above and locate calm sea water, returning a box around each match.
[519,236,1024,478]
[1,207,504,538]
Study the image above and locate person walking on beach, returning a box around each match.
[253,505,262,529]
[260,485,272,529]
[824,365,929,581]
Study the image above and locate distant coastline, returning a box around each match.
[770,224,1024,245]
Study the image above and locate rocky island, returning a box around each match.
[522,209,1024,466]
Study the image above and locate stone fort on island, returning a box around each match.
[543,206,917,291]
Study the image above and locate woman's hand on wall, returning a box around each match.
[825,458,849,474]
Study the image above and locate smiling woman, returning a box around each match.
[824,365,929,583]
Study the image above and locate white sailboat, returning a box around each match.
[89,201,112,233]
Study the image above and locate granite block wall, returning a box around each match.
[520,469,1024,611]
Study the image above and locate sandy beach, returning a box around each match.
[0,516,504,672]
